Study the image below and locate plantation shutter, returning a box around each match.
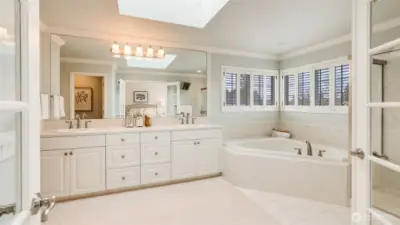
[253,74,264,106]
[298,72,311,106]
[334,64,350,106]
[315,68,330,106]
[265,76,275,106]
[284,75,295,105]
[240,73,251,106]
[224,72,237,106]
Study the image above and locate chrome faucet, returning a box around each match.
[306,141,312,156]
[75,114,82,129]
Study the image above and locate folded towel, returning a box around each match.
[51,95,60,119]
[40,94,50,120]
[59,96,66,118]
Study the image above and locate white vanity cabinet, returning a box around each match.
[40,126,222,199]
[171,129,222,180]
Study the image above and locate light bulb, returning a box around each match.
[124,43,132,56]
[156,47,165,58]
[146,45,154,58]
[111,42,120,55]
[136,45,144,57]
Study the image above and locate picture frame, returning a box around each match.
[75,87,93,112]
[133,91,149,103]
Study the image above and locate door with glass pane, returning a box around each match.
[352,0,400,224]
[0,0,53,225]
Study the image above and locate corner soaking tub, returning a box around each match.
[222,138,350,206]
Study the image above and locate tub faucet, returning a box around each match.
[306,141,313,156]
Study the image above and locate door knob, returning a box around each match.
[31,193,56,222]
[350,148,365,160]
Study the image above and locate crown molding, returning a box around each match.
[117,69,207,79]
[60,57,115,66]
[51,34,66,47]
[47,26,278,60]
[280,16,400,60]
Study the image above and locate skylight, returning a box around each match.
[117,0,231,28]
[126,54,176,69]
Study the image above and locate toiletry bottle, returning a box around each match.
[145,114,152,127]
[136,110,144,127]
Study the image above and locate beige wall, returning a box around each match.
[74,75,103,119]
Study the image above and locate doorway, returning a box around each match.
[70,73,105,120]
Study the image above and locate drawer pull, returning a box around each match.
[121,138,125,142]
[154,136,158,140]
[69,152,73,156]
[121,155,125,159]
[154,172,158,176]
[154,152,158,156]
[193,142,197,145]
[64,152,68,156]
[122,176,126,181]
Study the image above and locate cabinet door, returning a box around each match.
[196,139,220,176]
[171,141,197,180]
[70,147,106,195]
[41,150,69,197]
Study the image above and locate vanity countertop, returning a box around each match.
[41,124,223,138]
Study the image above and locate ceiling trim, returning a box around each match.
[47,26,278,60]
[117,69,207,78]
[280,16,400,60]
[60,57,115,65]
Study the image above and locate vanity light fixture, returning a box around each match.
[197,70,202,73]
[110,42,165,59]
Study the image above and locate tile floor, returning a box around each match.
[47,178,400,225]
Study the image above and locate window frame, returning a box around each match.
[280,57,350,114]
[221,65,279,113]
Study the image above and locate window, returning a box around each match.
[298,72,310,106]
[266,76,275,106]
[224,72,237,106]
[240,73,251,106]
[315,68,330,106]
[222,66,278,112]
[284,75,295,105]
[335,64,350,106]
[253,75,264,106]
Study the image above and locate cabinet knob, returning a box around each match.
[197,141,200,145]
[64,152,68,156]
[194,142,197,145]
[122,176,126,181]
[154,136,158,140]
[121,138,125,142]
[155,172,158,176]
[69,152,73,156]
[154,152,158,156]
[121,155,125,159]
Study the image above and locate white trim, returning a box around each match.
[367,208,394,225]
[281,16,400,60]
[117,69,207,79]
[368,155,400,173]
[69,72,109,120]
[367,102,400,108]
[61,57,115,66]
[369,37,400,56]
[206,52,212,116]
[51,34,66,47]
[47,26,277,60]
[0,102,29,112]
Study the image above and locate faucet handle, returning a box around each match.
[191,117,197,124]
[294,148,302,155]
[65,120,73,129]
[318,149,326,157]
[85,120,92,128]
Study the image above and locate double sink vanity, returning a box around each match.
[40,124,222,200]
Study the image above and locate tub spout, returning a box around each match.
[306,141,312,156]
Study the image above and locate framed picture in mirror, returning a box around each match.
[134,91,149,103]
[75,87,93,112]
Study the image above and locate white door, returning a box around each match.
[70,147,106,195]
[0,0,55,225]
[196,139,219,176]
[166,82,180,116]
[352,0,400,224]
[171,141,196,179]
[41,150,69,197]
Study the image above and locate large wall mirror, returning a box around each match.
[40,34,208,120]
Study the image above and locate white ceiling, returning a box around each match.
[59,35,207,74]
[41,0,400,57]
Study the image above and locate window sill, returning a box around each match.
[280,106,349,114]
[222,106,279,113]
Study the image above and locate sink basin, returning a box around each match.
[52,128,99,133]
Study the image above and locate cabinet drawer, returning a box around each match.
[171,129,222,141]
[41,135,105,150]
[141,163,171,184]
[106,133,139,146]
[106,145,140,168]
[140,132,170,143]
[107,167,140,189]
[141,144,170,165]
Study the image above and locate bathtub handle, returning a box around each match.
[318,150,327,157]
[294,148,302,155]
